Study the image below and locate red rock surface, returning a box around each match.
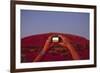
[21,33,89,63]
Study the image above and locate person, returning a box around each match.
[33,34,80,62]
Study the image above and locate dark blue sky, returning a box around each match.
[21,10,89,39]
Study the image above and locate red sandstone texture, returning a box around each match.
[21,33,89,63]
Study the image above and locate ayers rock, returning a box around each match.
[21,32,89,63]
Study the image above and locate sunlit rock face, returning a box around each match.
[52,36,59,42]
[21,32,89,63]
